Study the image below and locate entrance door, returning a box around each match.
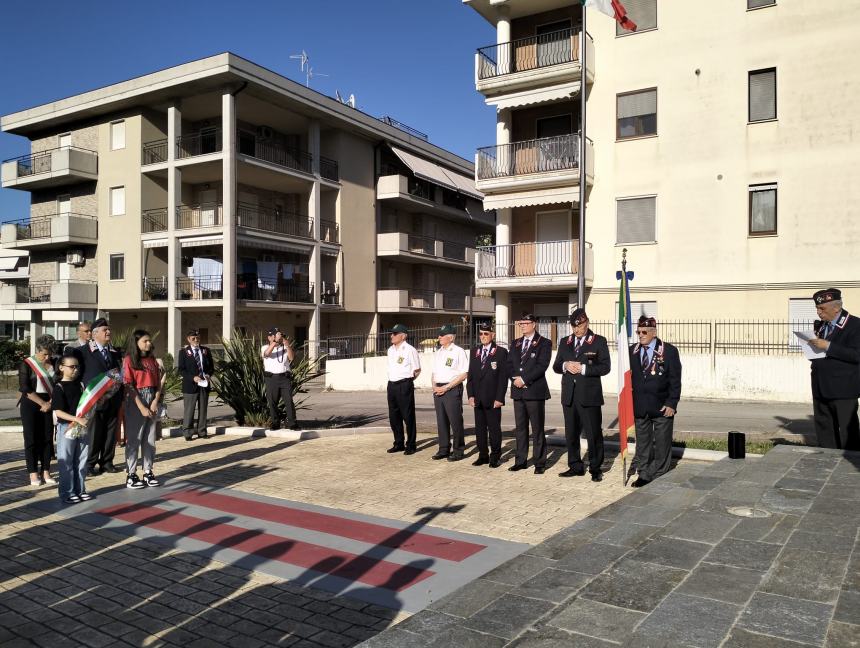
[536,114,573,172]
[199,189,218,227]
[536,210,571,275]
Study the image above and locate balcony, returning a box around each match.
[321,281,341,306]
[239,138,313,175]
[475,240,594,291]
[475,29,594,106]
[1,280,97,309]
[1,213,97,249]
[238,278,314,305]
[177,129,222,160]
[377,232,476,268]
[141,139,168,166]
[176,275,223,301]
[321,219,340,244]
[142,208,168,233]
[377,288,490,314]
[2,147,98,190]
[236,202,312,238]
[320,156,339,182]
[177,203,223,230]
[142,277,168,302]
[376,173,478,222]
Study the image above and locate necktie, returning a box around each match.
[521,338,530,360]
[575,338,583,354]
[194,348,205,376]
[481,347,488,365]
[641,349,650,371]
[820,322,832,340]
[101,346,111,366]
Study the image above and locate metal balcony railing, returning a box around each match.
[477,28,580,80]
[236,202,312,238]
[177,129,222,159]
[5,213,95,240]
[142,208,168,233]
[238,279,314,304]
[442,240,469,262]
[142,277,168,301]
[16,280,97,304]
[320,156,339,182]
[477,134,580,180]
[142,139,168,165]
[320,219,340,244]
[3,146,97,177]
[407,288,436,309]
[176,275,223,300]
[177,203,223,229]
[477,240,585,278]
[407,234,436,256]
[321,281,341,305]
[242,138,313,174]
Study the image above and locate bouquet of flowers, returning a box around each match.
[65,369,123,439]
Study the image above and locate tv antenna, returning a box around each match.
[335,91,357,108]
[306,67,328,87]
[289,50,329,87]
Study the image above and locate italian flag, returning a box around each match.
[581,0,638,32]
[616,267,635,477]
[76,372,116,418]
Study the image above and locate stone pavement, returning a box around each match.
[363,445,860,648]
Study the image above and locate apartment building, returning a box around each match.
[0,53,492,353]
[465,0,860,336]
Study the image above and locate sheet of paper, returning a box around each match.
[794,330,826,360]
[197,378,209,388]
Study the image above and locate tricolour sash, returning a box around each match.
[23,356,53,396]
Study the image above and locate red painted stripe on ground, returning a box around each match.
[97,502,434,591]
[159,488,486,562]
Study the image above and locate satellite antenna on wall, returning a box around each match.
[334,91,357,109]
[348,94,356,108]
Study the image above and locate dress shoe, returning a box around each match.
[508,463,527,472]
[184,435,193,442]
[534,466,545,475]
[288,424,301,431]
[472,456,490,467]
[403,447,416,456]
[626,464,638,480]
[591,471,604,482]
[631,477,651,488]
[103,463,122,474]
[431,452,450,460]
[559,468,586,478]
[87,467,99,477]
[198,432,208,439]
[489,459,500,468]
[448,452,464,462]
[387,445,406,454]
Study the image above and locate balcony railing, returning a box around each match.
[477,134,579,180]
[320,156,339,182]
[142,208,168,233]
[442,240,468,262]
[142,277,168,301]
[443,293,468,311]
[4,146,97,177]
[177,129,222,159]
[242,139,313,174]
[14,280,97,304]
[176,275,223,300]
[238,278,314,304]
[407,234,436,256]
[4,213,97,241]
[477,240,583,278]
[320,219,340,244]
[177,203,223,229]
[321,281,340,305]
[408,288,436,309]
[142,139,168,165]
[236,202,312,238]
[477,28,580,80]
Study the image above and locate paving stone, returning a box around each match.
[723,627,814,648]
[785,529,855,557]
[661,509,739,544]
[633,536,711,570]
[618,504,683,527]
[762,548,848,603]
[630,592,740,648]
[554,541,629,576]
[579,558,688,613]
[797,512,860,537]
[309,630,356,648]
[480,555,556,586]
[428,578,511,618]
[394,610,460,637]
[834,589,860,625]
[677,562,764,605]
[548,596,646,643]
[825,621,860,648]
[705,537,782,571]
[774,477,825,493]
[738,592,833,646]
[593,521,658,548]
[508,625,618,647]
[359,627,431,648]
[426,625,507,648]
[525,529,595,559]
[462,593,556,639]
[512,567,591,603]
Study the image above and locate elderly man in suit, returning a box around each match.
[466,322,509,468]
[807,288,860,450]
[79,318,123,476]
[507,313,553,474]
[177,329,215,441]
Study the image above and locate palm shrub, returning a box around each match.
[210,330,325,427]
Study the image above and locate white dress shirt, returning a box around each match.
[261,344,291,374]
[432,342,469,383]
[387,341,421,381]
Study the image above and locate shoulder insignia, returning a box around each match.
[567,335,573,345]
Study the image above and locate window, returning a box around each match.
[617,0,657,35]
[749,68,776,122]
[748,0,775,9]
[109,254,125,281]
[57,194,71,215]
[110,120,125,150]
[58,132,71,148]
[616,196,656,244]
[110,186,125,216]
[617,89,657,139]
[749,184,777,235]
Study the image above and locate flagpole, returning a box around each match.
[621,247,628,486]
[577,8,587,308]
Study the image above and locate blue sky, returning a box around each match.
[0,0,496,218]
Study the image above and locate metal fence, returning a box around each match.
[477,28,580,80]
[477,133,579,180]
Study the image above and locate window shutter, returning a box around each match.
[616,196,656,244]
[788,299,816,323]
[749,69,776,121]
[618,90,657,119]
[111,120,125,150]
[110,186,125,216]
[617,0,657,34]
[748,0,775,8]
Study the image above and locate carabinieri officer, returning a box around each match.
[466,322,509,468]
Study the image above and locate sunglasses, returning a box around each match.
[478,332,492,336]
[62,364,80,369]
[636,330,652,335]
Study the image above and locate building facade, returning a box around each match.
[465,0,860,340]
[1,53,492,353]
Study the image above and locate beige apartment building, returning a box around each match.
[0,53,493,354]
[465,0,860,339]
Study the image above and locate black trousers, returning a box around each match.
[182,389,209,438]
[434,384,464,453]
[474,404,502,460]
[633,415,674,481]
[265,373,296,427]
[387,379,416,449]
[813,397,860,450]
[20,399,52,473]
[562,401,604,474]
[88,397,120,471]
[513,399,546,468]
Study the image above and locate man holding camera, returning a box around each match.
[261,327,299,431]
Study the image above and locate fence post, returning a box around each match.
[710,321,717,372]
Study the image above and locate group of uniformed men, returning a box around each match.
[385,310,683,487]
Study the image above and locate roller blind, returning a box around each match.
[749,69,776,121]
[616,196,656,244]
[618,89,657,119]
[617,0,657,34]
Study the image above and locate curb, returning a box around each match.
[546,434,762,462]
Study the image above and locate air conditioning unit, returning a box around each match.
[66,250,85,266]
[256,125,274,140]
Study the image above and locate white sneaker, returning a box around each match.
[63,495,81,504]
[43,477,58,486]
[79,492,92,501]
[126,474,146,489]
[143,472,160,487]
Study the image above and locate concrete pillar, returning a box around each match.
[221,91,237,341]
[308,120,322,358]
[496,207,512,276]
[495,291,511,347]
[166,101,182,354]
[496,5,511,75]
[496,108,512,177]
[29,316,43,356]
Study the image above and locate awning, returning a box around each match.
[0,256,20,271]
[482,186,579,211]
[487,82,580,111]
[237,235,311,255]
[390,146,483,200]
[180,234,223,248]
[321,246,339,257]
[142,238,168,249]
